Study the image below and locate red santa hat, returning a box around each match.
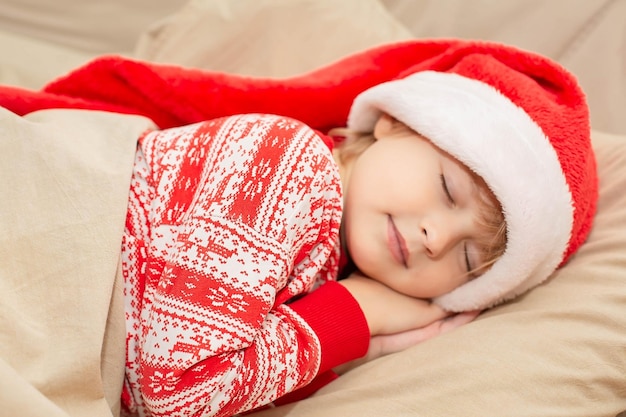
[347,41,598,312]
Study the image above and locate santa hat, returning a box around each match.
[347,41,598,312]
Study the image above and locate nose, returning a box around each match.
[420,214,466,258]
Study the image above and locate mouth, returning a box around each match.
[387,215,409,268]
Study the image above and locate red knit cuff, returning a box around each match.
[289,280,370,373]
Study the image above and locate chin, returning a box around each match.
[346,227,390,279]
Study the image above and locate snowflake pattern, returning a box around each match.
[148,371,177,394]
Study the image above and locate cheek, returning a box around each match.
[344,211,382,266]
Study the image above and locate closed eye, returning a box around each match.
[440,174,455,205]
[464,241,481,279]
[464,241,472,275]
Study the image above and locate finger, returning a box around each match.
[377,323,443,350]
[393,310,481,345]
[440,310,481,333]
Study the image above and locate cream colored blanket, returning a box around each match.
[0,108,154,417]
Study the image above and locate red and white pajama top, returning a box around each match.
[121,114,369,417]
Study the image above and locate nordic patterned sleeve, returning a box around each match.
[122,114,368,417]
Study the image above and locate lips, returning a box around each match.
[387,215,409,267]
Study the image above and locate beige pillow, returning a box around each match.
[134,0,413,77]
[249,130,626,416]
[0,0,185,55]
[0,0,187,88]
[0,29,94,89]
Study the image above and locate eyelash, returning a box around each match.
[442,174,473,275]
[440,174,455,205]
[464,242,473,276]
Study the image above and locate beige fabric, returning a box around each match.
[249,130,626,417]
[0,0,185,89]
[0,108,154,417]
[382,0,626,135]
[0,0,185,55]
[134,0,413,77]
[0,30,94,89]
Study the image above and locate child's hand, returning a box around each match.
[368,309,481,355]
[334,310,480,375]
[339,272,451,335]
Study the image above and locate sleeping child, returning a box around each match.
[118,41,598,417]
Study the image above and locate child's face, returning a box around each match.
[342,116,493,299]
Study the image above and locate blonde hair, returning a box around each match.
[330,123,507,279]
